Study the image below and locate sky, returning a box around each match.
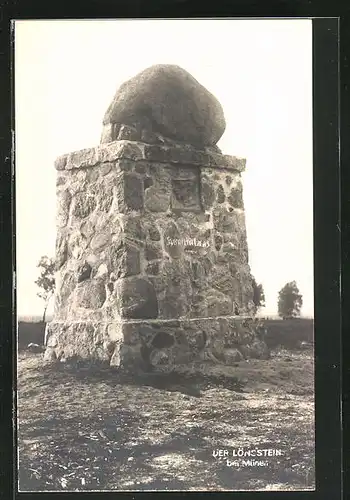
[15,19,313,318]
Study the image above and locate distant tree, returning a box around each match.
[35,256,55,323]
[277,281,303,319]
[252,276,266,312]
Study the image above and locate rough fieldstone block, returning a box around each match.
[102,65,226,148]
[55,233,68,269]
[100,123,114,143]
[228,187,244,208]
[201,177,216,210]
[145,243,163,261]
[117,277,158,319]
[162,284,190,318]
[57,190,71,227]
[213,209,239,233]
[148,225,161,241]
[72,193,97,219]
[99,162,113,176]
[214,234,223,251]
[77,261,92,282]
[90,231,111,252]
[144,187,170,212]
[67,148,98,170]
[216,184,226,204]
[116,172,144,212]
[114,243,140,278]
[74,279,106,309]
[172,178,200,211]
[123,216,146,243]
[206,291,233,316]
[55,154,68,171]
[145,260,161,275]
[117,124,141,142]
[97,141,144,164]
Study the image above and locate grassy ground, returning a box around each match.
[17,348,315,492]
[263,319,314,350]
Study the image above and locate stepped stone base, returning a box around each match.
[44,317,269,372]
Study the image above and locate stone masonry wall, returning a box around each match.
[45,139,269,370]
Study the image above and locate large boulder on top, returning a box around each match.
[101,64,226,149]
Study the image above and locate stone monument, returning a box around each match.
[44,65,269,372]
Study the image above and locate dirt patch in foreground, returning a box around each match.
[16,349,314,492]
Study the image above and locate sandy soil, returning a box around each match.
[17,348,315,492]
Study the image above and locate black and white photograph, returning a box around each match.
[15,18,314,492]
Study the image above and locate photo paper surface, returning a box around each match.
[15,19,314,492]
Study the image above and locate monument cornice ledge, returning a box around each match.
[51,315,257,325]
[54,140,246,172]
